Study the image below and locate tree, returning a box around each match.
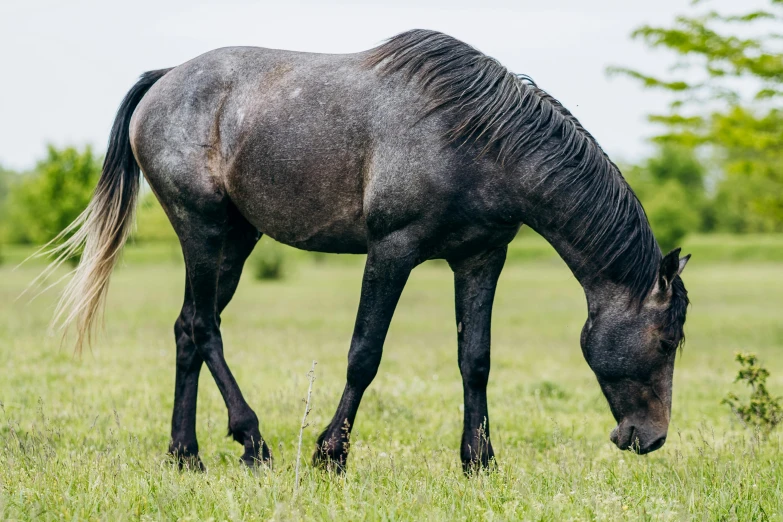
[0,165,14,202]
[0,165,18,241]
[6,145,100,245]
[625,144,704,250]
[609,0,783,228]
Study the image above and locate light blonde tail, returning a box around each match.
[45,176,139,351]
[35,68,170,352]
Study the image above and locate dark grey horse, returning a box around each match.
[47,30,690,473]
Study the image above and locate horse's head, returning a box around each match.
[581,248,690,454]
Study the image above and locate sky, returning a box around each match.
[0,0,763,170]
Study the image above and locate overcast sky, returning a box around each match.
[0,0,762,170]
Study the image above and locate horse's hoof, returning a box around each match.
[240,455,272,471]
[170,452,206,472]
[240,442,272,470]
[312,448,347,474]
[462,456,497,477]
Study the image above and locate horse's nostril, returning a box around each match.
[645,435,667,453]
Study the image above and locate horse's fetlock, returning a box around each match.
[228,411,259,442]
[461,437,494,474]
[169,439,199,457]
[313,431,349,472]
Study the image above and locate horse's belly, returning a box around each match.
[226,153,369,254]
[237,187,368,254]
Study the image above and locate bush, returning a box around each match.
[0,165,18,243]
[709,174,783,233]
[722,352,783,436]
[5,145,100,245]
[132,191,178,243]
[249,237,289,281]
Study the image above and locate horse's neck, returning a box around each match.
[532,223,606,292]
[511,162,652,298]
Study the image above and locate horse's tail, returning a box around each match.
[41,68,171,352]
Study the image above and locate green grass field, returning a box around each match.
[1,242,783,520]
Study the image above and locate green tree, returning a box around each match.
[646,143,705,195]
[0,165,21,261]
[645,181,702,251]
[609,0,783,228]
[0,165,19,242]
[625,145,704,250]
[0,165,14,202]
[6,145,100,245]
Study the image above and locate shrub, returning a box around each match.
[5,145,100,245]
[722,352,783,436]
[709,174,783,233]
[249,238,288,281]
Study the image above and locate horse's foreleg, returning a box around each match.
[450,247,506,474]
[313,236,418,472]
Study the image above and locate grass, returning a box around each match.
[1,247,783,520]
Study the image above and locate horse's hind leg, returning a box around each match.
[169,282,203,469]
[168,194,269,467]
[169,206,261,469]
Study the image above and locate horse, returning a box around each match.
[44,29,690,473]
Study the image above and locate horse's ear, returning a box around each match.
[658,248,689,291]
[678,253,691,275]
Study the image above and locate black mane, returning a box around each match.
[366,29,666,303]
[667,275,690,349]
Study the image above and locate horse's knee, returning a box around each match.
[346,346,381,390]
[460,352,490,389]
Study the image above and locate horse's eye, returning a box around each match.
[659,339,677,353]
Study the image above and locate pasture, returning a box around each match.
[1,237,782,520]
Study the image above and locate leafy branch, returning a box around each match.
[722,352,783,436]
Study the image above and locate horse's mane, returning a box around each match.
[666,275,690,349]
[366,29,668,306]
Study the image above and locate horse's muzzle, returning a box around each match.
[610,421,667,454]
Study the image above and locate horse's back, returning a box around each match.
[131,46,389,253]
